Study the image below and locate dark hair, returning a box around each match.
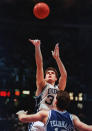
[56,90,70,110]
[45,67,58,79]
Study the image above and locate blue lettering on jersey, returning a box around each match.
[46,110,74,131]
[50,120,73,130]
[48,88,58,94]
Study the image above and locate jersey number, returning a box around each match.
[45,95,54,105]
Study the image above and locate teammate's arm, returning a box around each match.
[29,39,46,96]
[73,115,92,131]
[16,110,48,123]
[52,43,67,90]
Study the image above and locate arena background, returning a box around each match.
[0,0,92,130]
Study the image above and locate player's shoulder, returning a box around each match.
[72,114,80,121]
[51,109,60,114]
[39,110,49,117]
[55,85,58,88]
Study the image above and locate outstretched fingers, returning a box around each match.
[51,43,60,59]
[16,110,28,115]
[28,39,41,46]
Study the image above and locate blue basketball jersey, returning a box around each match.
[45,110,75,131]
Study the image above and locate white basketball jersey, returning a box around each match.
[28,84,59,131]
[29,121,45,131]
[38,83,59,111]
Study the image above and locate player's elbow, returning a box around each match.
[61,71,67,81]
[63,72,67,84]
[59,75,67,91]
[64,71,67,79]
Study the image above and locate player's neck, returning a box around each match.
[48,81,55,86]
[57,107,65,112]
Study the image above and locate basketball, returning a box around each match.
[33,2,50,19]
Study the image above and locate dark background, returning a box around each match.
[0,0,92,130]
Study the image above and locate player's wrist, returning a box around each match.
[35,43,40,47]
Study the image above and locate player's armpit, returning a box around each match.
[36,80,46,96]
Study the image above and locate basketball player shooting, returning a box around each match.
[17,39,67,130]
[28,39,67,112]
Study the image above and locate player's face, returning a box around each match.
[45,70,57,82]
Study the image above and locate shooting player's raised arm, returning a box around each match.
[52,43,67,91]
[29,39,46,96]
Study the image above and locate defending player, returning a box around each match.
[17,90,92,131]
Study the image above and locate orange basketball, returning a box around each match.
[33,2,50,19]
